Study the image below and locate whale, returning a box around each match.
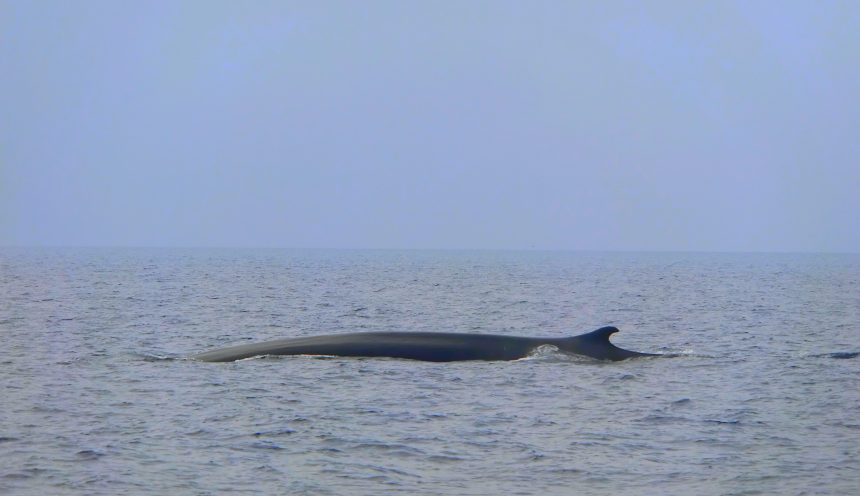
[193,326,656,362]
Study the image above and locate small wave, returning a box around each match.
[803,351,859,360]
[635,414,690,425]
[601,373,638,384]
[3,473,32,480]
[134,353,182,362]
[522,344,561,359]
[822,351,858,359]
[503,300,529,307]
[249,441,285,450]
[518,345,597,363]
[232,354,272,361]
[293,354,342,360]
[252,428,296,437]
[659,350,716,359]
[352,443,425,458]
[75,449,105,461]
[547,467,585,474]
[427,454,465,463]
[703,418,741,425]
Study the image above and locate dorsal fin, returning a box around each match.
[558,326,654,361]
[580,326,620,342]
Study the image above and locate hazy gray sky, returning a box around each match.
[2,1,858,251]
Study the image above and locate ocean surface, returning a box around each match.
[1,248,858,495]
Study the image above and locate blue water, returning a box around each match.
[1,248,858,495]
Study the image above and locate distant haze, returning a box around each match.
[2,1,858,252]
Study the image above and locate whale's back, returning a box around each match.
[194,331,541,362]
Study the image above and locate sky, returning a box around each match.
[1,0,858,252]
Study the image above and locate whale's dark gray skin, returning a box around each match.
[193,326,655,363]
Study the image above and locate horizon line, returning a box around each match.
[1,244,858,256]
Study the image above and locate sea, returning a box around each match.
[1,248,858,495]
